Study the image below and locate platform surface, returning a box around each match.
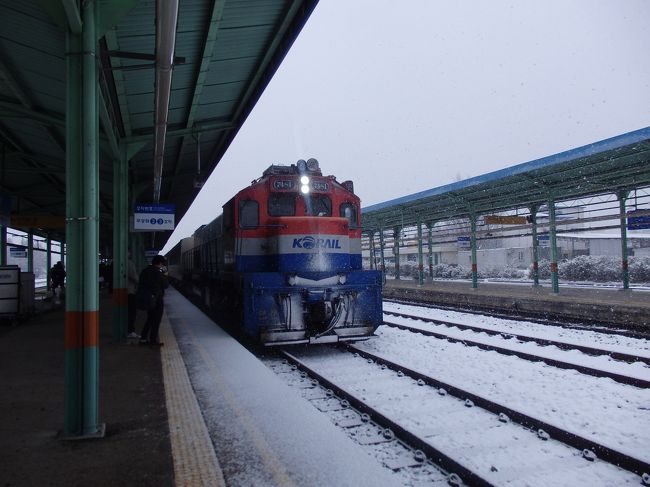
[0,288,403,486]
[165,287,400,486]
[0,292,174,487]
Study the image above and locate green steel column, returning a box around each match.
[417,219,424,286]
[379,227,386,283]
[548,197,560,293]
[530,206,539,286]
[393,226,401,280]
[470,215,478,289]
[133,233,141,270]
[27,231,34,272]
[112,145,129,342]
[619,191,630,290]
[0,143,5,267]
[137,234,146,270]
[46,234,52,289]
[0,225,6,265]
[63,0,103,438]
[427,222,433,282]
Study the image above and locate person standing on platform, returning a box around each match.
[137,255,168,347]
[127,250,140,339]
[50,261,66,303]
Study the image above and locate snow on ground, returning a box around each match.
[292,347,642,486]
[383,312,650,383]
[354,314,650,464]
[384,301,650,359]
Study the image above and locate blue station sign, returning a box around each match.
[133,203,175,231]
[627,210,650,230]
[457,236,471,249]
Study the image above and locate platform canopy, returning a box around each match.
[0,0,318,248]
[361,126,650,232]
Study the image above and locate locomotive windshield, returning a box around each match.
[268,193,295,216]
[305,195,332,217]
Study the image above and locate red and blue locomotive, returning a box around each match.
[173,158,383,345]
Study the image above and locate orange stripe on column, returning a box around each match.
[65,311,100,349]
[113,288,128,306]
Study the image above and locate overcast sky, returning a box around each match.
[162,0,650,253]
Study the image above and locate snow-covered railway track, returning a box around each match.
[382,318,650,389]
[346,343,650,479]
[384,297,650,340]
[273,347,644,486]
[384,310,650,366]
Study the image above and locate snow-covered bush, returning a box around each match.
[493,266,528,279]
[629,256,650,282]
[529,259,552,280]
[430,263,473,279]
[383,255,650,283]
[562,255,621,282]
[527,255,650,283]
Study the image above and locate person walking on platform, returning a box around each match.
[127,250,140,339]
[136,255,168,347]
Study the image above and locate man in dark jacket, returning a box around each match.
[137,255,169,346]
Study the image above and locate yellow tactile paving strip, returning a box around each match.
[159,313,226,487]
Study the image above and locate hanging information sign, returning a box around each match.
[627,210,650,230]
[457,236,471,250]
[9,247,27,258]
[133,203,175,231]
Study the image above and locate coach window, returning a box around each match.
[239,199,259,228]
[340,203,358,228]
[306,195,332,216]
[268,194,295,216]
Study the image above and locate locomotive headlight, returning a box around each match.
[301,184,310,194]
[300,175,310,185]
[287,274,296,286]
[338,274,347,284]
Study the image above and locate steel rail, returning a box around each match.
[346,344,650,479]
[384,297,650,340]
[384,310,650,365]
[383,319,650,389]
[280,350,496,487]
